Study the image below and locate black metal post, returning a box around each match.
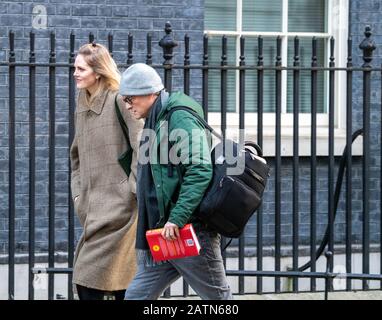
[328,37,336,286]
[345,37,353,291]
[159,21,178,93]
[220,35,228,142]
[8,30,16,301]
[88,32,94,44]
[28,30,36,301]
[238,36,245,295]
[67,31,76,300]
[310,37,318,292]
[359,26,375,291]
[275,36,282,293]
[48,32,56,300]
[324,251,333,300]
[108,32,113,57]
[146,33,152,65]
[184,34,190,95]
[202,35,209,121]
[292,36,300,293]
[256,36,264,294]
[220,35,228,266]
[127,33,133,65]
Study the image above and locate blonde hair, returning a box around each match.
[77,42,120,104]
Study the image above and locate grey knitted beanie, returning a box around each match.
[119,63,164,96]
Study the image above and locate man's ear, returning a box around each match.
[152,93,159,103]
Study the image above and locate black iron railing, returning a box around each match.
[0,22,381,300]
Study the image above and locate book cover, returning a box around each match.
[146,224,201,262]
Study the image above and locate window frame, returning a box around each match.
[204,0,358,156]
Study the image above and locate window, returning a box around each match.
[205,0,354,156]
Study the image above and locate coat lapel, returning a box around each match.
[77,89,109,114]
[90,89,109,114]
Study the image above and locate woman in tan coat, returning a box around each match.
[70,43,143,300]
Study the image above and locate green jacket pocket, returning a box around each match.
[118,147,133,177]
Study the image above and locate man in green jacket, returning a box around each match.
[121,63,232,300]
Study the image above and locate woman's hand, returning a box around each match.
[161,222,180,241]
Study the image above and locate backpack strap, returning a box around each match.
[166,107,265,157]
[164,106,220,181]
[222,238,233,251]
[115,97,130,145]
[164,106,223,140]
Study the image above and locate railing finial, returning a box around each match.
[359,26,376,68]
[159,21,178,65]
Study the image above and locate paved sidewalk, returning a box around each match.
[240,291,382,300]
[165,290,382,300]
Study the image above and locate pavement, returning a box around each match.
[164,290,382,300]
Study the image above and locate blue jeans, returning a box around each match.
[125,227,233,300]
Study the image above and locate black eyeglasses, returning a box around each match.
[122,93,160,105]
[122,96,134,105]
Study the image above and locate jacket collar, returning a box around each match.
[77,89,109,114]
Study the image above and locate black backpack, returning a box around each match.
[165,106,270,238]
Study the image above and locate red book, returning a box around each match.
[146,224,201,262]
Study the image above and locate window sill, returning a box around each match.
[212,125,363,157]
